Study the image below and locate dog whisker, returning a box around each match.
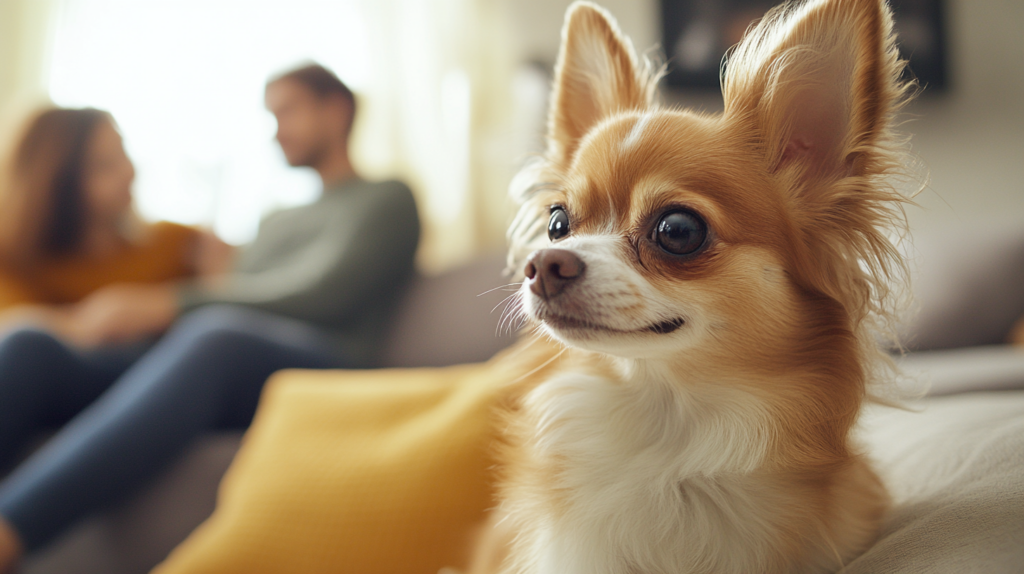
[478,283,523,297]
[496,292,524,337]
[491,291,522,315]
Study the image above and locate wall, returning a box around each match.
[901,0,1024,234]
[508,0,1024,235]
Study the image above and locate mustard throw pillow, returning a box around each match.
[153,357,519,574]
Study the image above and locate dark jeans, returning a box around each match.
[0,305,349,551]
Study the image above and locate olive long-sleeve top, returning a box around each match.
[177,178,420,364]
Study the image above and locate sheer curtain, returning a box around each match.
[36,0,531,271]
[0,0,57,153]
[355,0,527,270]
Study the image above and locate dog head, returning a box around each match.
[509,0,911,368]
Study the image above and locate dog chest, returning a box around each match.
[512,371,779,574]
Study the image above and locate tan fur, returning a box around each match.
[476,0,913,572]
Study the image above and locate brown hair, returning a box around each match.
[0,107,112,266]
[267,63,356,134]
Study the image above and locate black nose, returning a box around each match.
[524,249,586,300]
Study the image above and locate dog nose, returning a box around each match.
[524,249,586,300]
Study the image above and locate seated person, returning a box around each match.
[0,106,218,337]
[0,63,420,570]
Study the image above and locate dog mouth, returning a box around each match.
[537,311,685,335]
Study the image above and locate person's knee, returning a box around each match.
[164,305,328,364]
[165,305,264,354]
[0,329,64,361]
[172,305,259,336]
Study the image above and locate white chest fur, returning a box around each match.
[511,368,780,574]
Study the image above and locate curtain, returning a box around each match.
[0,0,58,147]
[354,0,526,272]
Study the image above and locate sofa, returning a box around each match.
[22,216,1024,573]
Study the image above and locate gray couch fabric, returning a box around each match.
[900,220,1024,350]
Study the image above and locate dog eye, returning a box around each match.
[654,210,707,256]
[548,207,570,241]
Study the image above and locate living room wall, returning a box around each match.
[508,0,1024,235]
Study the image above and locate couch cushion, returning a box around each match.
[843,391,1024,573]
[901,220,1024,350]
[380,253,519,368]
[898,345,1024,395]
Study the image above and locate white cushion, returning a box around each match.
[844,391,1024,573]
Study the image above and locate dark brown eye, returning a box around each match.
[548,207,569,241]
[654,210,707,256]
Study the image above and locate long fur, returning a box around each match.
[475,1,915,572]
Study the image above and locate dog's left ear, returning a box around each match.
[546,2,655,169]
[723,0,905,188]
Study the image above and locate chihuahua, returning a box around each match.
[473,0,913,572]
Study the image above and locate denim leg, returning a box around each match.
[0,305,349,551]
[0,329,141,469]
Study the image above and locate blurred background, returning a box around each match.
[0,0,1021,273]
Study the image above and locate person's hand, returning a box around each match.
[0,304,76,336]
[69,283,179,347]
[194,231,235,287]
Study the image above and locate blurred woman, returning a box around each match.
[0,107,223,339]
[0,107,228,565]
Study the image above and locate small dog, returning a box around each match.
[472,0,913,572]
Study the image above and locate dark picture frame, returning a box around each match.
[661,0,948,92]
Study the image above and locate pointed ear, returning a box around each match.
[547,2,654,167]
[723,0,904,185]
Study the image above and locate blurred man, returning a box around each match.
[0,63,420,566]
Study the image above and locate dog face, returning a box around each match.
[520,111,798,361]
[512,0,910,366]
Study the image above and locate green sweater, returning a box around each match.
[177,178,420,364]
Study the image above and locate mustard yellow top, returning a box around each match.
[0,221,200,310]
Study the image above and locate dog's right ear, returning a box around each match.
[546,2,654,169]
